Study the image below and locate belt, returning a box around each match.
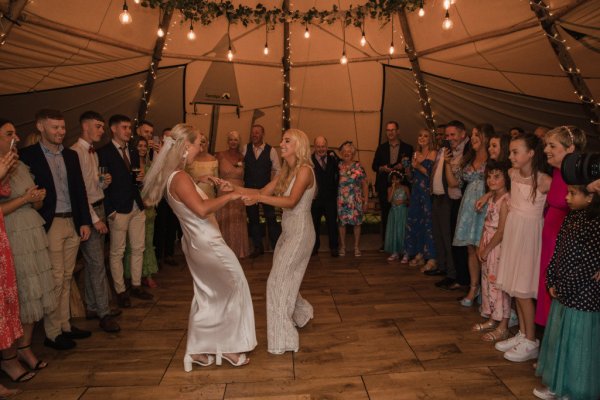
[91,199,104,208]
[55,212,73,218]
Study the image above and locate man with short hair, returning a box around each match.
[243,124,281,257]
[136,120,158,160]
[372,121,414,250]
[20,109,92,350]
[311,136,340,257]
[533,126,549,139]
[71,111,121,332]
[426,120,470,291]
[435,124,447,149]
[98,115,152,308]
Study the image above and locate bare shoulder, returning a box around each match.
[427,150,437,160]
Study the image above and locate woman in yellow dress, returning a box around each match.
[186,134,218,198]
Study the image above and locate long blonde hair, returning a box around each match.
[274,129,314,195]
[142,123,199,206]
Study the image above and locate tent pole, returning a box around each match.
[282,0,291,132]
[531,0,600,134]
[398,7,436,132]
[136,6,173,128]
[0,0,28,47]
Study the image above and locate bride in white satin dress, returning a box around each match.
[142,124,256,370]
[239,129,316,354]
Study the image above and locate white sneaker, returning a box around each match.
[495,330,525,352]
[504,338,539,362]
[533,387,557,400]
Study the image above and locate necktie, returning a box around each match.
[320,155,327,169]
[88,146,96,154]
[254,146,261,159]
[120,146,131,171]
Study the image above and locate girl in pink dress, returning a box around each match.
[535,126,587,327]
[473,160,511,342]
[495,133,552,363]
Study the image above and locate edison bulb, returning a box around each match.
[133,0,140,3]
[187,28,196,41]
[157,27,164,37]
[340,53,348,64]
[442,16,453,30]
[389,45,395,55]
[304,27,310,39]
[263,45,269,55]
[443,0,451,9]
[119,9,132,24]
[227,49,233,61]
[360,34,366,47]
[418,7,425,17]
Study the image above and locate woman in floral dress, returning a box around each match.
[337,141,368,257]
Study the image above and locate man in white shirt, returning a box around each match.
[242,124,281,257]
[71,111,121,332]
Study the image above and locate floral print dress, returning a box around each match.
[337,161,366,226]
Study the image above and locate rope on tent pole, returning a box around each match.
[531,0,600,134]
[397,6,436,133]
[135,6,173,129]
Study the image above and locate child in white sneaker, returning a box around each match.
[494,133,552,362]
[534,184,600,400]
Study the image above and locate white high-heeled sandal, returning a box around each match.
[183,354,215,372]
[216,353,249,367]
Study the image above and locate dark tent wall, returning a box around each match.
[382,65,597,147]
[0,65,185,147]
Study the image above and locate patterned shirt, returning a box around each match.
[546,209,600,312]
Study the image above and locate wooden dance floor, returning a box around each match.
[3,234,542,399]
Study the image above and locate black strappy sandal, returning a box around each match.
[17,345,47,370]
[0,355,36,382]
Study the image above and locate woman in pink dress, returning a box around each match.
[216,131,250,259]
[535,126,587,326]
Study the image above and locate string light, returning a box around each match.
[389,14,394,55]
[133,0,140,4]
[340,20,347,64]
[187,22,196,40]
[263,21,269,55]
[360,32,366,46]
[119,0,132,24]
[340,51,348,64]
[304,23,310,39]
[227,46,233,61]
[442,10,453,30]
[443,0,451,10]
[227,18,233,61]
[264,43,269,55]
[418,7,425,17]
[157,27,165,37]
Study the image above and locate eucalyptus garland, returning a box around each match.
[140,0,424,28]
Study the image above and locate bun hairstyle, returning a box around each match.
[545,125,587,152]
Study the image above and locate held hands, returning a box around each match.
[218,179,234,192]
[242,193,259,206]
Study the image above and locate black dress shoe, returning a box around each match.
[435,277,455,287]
[130,286,153,300]
[86,308,122,320]
[62,326,92,340]
[99,316,121,333]
[425,268,447,277]
[248,248,263,259]
[44,334,76,350]
[117,292,131,308]
[330,249,339,257]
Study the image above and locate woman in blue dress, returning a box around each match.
[453,123,494,306]
[405,129,437,271]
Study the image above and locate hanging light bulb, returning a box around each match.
[360,32,366,47]
[442,10,453,30]
[263,43,269,55]
[187,23,196,40]
[227,46,233,61]
[119,1,132,24]
[304,24,310,39]
[133,0,140,4]
[451,0,457,4]
[443,0,451,9]
[340,51,348,64]
[157,27,165,37]
[418,6,425,17]
[389,42,395,55]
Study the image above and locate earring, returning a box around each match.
[182,148,189,159]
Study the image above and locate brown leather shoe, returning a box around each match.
[99,316,121,333]
[117,292,131,308]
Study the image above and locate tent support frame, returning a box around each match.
[397,6,435,132]
[136,6,173,127]
[531,0,600,133]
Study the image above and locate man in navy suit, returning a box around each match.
[310,136,340,257]
[20,109,92,350]
[98,115,152,308]
[372,121,414,250]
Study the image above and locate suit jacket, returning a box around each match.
[97,141,143,215]
[19,143,92,233]
[311,152,340,204]
[371,141,414,196]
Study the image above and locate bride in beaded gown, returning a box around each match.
[239,129,315,354]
